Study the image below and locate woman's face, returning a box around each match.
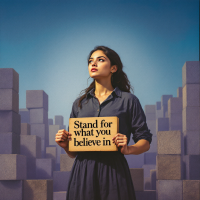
[88,50,116,79]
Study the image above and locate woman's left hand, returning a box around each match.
[112,133,130,155]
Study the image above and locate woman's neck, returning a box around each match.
[94,79,114,96]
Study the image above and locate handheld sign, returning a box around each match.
[69,116,119,151]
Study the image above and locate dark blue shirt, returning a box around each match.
[69,86,152,145]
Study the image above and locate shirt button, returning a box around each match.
[97,109,99,111]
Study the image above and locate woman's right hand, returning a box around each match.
[55,129,72,149]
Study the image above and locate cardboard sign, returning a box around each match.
[69,116,119,151]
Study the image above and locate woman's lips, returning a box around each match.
[91,69,98,72]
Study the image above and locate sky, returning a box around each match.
[0,0,199,127]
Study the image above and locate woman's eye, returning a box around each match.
[88,59,104,64]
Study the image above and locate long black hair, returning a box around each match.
[78,45,134,108]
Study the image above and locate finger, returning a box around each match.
[57,130,71,138]
[113,138,120,144]
[56,132,67,140]
[112,133,124,140]
[116,142,126,148]
[65,132,72,140]
[117,140,126,144]
[55,137,65,142]
[116,133,125,137]
[55,134,63,139]
[68,136,72,140]
[58,139,65,142]
[112,132,120,138]
[58,129,65,133]
[112,136,118,142]
[114,136,124,143]
[117,136,127,142]
[115,137,127,144]
[56,134,67,140]
[56,132,63,136]
[61,133,68,139]
[63,132,68,137]
[113,138,118,144]
[63,129,68,134]
[61,135,68,140]
[64,130,72,135]
[57,130,70,136]
[55,135,64,139]
[56,132,65,138]
[64,132,72,138]
[112,136,117,140]
[116,137,124,141]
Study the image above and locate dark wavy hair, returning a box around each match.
[78,45,134,108]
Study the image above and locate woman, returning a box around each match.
[55,45,153,200]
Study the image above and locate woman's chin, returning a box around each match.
[90,75,100,79]
[89,74,110,80]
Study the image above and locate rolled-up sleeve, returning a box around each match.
[129,96,153,145]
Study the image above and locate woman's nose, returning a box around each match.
[92,61,97,67]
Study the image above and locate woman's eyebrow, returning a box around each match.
[89,56,107,60]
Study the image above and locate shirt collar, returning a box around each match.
[86,86,122,99]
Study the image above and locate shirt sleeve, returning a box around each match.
[70,98,79,118]
[67,98,79,131]
[129,96,153,145]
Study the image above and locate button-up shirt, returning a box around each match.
[69,86,152,145]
